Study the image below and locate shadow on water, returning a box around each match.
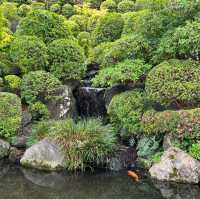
[0,161,199,199]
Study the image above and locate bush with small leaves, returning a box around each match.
[17,4,32,17]
[62,3,75,18]
[141,108,200,139]
[108,90,146,136]
[4,75,21,93]
[84,0,103,9]
[92,59,151,87]
[16,9,73,43]
[117,0,135,13]
[100,0,117,12]
[30,2,45,10]
[21,70,63,104]
[92,13,124,46]
[50,3,61,14]
[70,15,88,32]
[0,92,22,141]
[48,39,86,81]
[29,102,50,121]
[10,36,48,73]
[145,59,200,108]
[78,31,91,56]
[189,142,200,161]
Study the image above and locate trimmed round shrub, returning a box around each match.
[28,118,117,170]
[92,59,151,87]
[117,0,135,13]
[10,36,48,73]
[16,9,72,43]
[50,3,61,14]
[70,15,88,32]
[17,4,32,17]
[92,13,124,46]
[100,34,151,67]
[4,75,21,92]
[145,59,200,108]
[141,108,200,140]
[65,20,80,37]
[62,3,75,18]
[21,70,63,104]
[100,0,117,12]
[154,20,200,62]
[0,92,22,141]
[48,39,86,81]
[108,90,145,135]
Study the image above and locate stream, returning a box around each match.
[0,161,199,199]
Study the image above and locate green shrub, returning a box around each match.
[108,90,145,135]
[0,92,22,141]
[145,59,200,108]
[87,12,102,32]
[189,142,200,160]
[10,36,48,73]
[100,0,117,12]
[21,70,63,104]
[70,15,88,32]
[29,102,50,121]
[92,13,124,46]
[17,4,32,17]
[141,108,200,139]
[28,118,117,170]
[84,0,103,9]
[48,39,86,81]
[88,41,113,65]
[0,2,18,22]
[30,2,45,10]
[4,75,21,90]
[117,0,135,13]
[100,34,151,67]
[92,59,151,87]
[77,32,90,56]
[134,0,167,11]
[16,9,73,43]
[65,20,80,37]
[50,3,61,14]
[154,20,200,62]
[62,3,75,18]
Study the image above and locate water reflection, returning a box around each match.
[0,161,199,199]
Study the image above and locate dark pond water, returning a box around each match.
[0,161,199,199]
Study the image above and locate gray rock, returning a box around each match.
[108,145,137,171]
[163,134,174,151]
[48,85,77,119]
[22,109,32,128]
[0,139,10,159]
[149,147,200,184]
[12,135,27,148]
[20,139,66,171]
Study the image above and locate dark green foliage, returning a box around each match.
[145,59,200,108]
[92,13,124,46]
[100,0,117,12]
[117,0,135,13]
[62,3,75,18]
[48,39,86,81]
[100,34,151,67]
[141,108,200,139]
[21,70,63,104]
[16,9,73,43]
[0,92,22,141]
[108,90,145,135]
[28,118,117,171]
[154,20,200,62]
[92,59,151,87]
[10,36,48,73]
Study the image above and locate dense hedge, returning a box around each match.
[10,36,48,73]
[16,9,72,43]
[48,39,86,81]
[0,92,22,141]
[145,59,200,108]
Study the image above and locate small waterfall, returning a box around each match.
[74,87,107,117]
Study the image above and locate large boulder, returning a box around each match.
[47,85,77,119]
[149,147,200,184]
[20,139,66,171]
[0,139,10,159]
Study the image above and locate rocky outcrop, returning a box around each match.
[107,145,137,171]
[48,85,77,119]
[20,139,66,171]
[149,147,200,184]
[0,139,10,159]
